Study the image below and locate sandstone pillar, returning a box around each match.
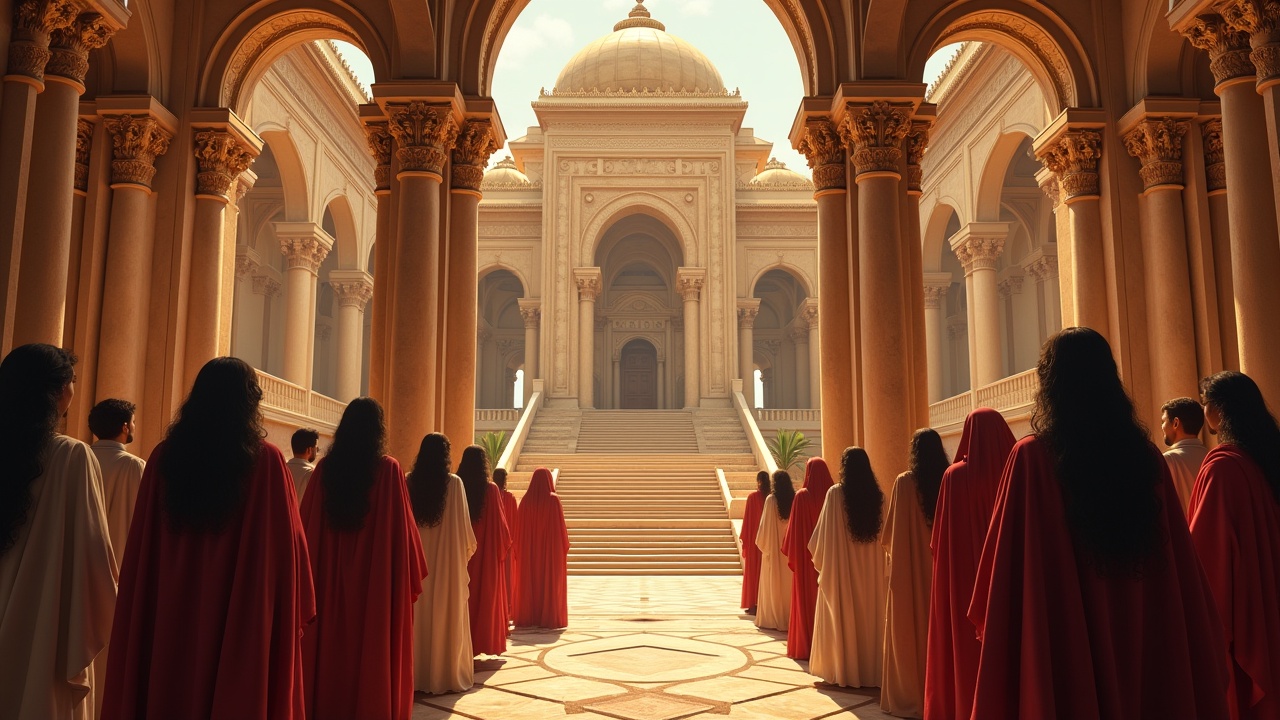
[361,118,392,403]
[1185,14,1280,403]
[187,128,255,387]
[1221,1,1280,226]
[737,298,760,407]
[657,358,666,409]
[385,101,457,461]
[519,299,540,407]
[64,117,92,341]
[1123,116,1201,410]
[950,223,1008,387]
[843,100,914,489]
[275,222,331,389]
[791,324,811,408]
[922,275,951,403]
[1201,119,1239,369]
[905,118,932,427]
[677,267,706,408]
[1036,171,1072,323]
[442,119,498,453]
[574,268,602,409]
[802,300,820,409]
[13,12,113,346]
[96,113,172,405]
[797,118,856,462]
[1024,248,1061,343]
[329,271,373,402]
[476,327,491,407]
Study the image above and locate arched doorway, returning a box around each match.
[619,339,659,409]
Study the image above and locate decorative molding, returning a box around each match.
[1037,130,1102,199]
[1184,13,1256,84]
[840,101,911,176]
[737,298,761,329]
[193,130,255,199]
[221,10,361,109]
[922,283,949,310]
[603,158,678,175]
[331,278,374,310]
[7,0,79,81]
[677,267,707,302]
[1123,118,1188,190]
[387,101,458,176]
[736,224,817,237]
[104,114,173,188]
[362,121,392,191]
[548,135,727,150]
[1201,118,1227,191]
[936,10,1075,108]
[74,118,93,192]
[452,119,499,191]
[46,12,114,85]
[797,118,846,191]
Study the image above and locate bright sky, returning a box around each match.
[334,9,962,176]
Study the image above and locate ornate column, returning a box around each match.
[950,223,1008,387]
[475,326,492,407]
[1036,169,1072,322]
[13,11,114,346]
[904,116,933,426]
[251,272,281,369]
[923,273,951,403]
[574,268,602,409]
[842,99,914,488]
[1024,247,1061,342]
[998,273,1023,372]
[1201,118,1239,369]
[328,271,373,403]
[1221,1,1280,214]
[1184,15,1280,402]
[519,298,541,407]
[187,127,256,387]
[96,112,173,405]
[442,119,498,452]
[802,299,820,409]
[0,0,78,350]
[1036,124,1109,337]
[737,298,761,408]
[797,117,856,462]
[361,116,392,403]
[677,267,706,408]
[657,356,666,409]
[790,323,811,409]
[385,100,457,461]
[63,115,92,342]
[1123,115,1201,410]
[275,222,332,389]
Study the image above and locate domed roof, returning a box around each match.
[481,156,531,190]
[552,2,726,96]
[749,158,814,189]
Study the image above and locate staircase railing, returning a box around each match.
[496,379,543,471]
[731,378,779,475]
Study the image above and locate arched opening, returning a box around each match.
[619,339,659,409]
[477,269,526,409]
[751,268,811,409]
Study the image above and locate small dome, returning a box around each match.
[749,158,813,189]
[482,156,531,189]
[552,1,726,95]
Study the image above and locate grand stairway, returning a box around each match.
[512,409,758,576]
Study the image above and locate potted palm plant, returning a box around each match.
[477,430,509,469]
[767,428,811,473]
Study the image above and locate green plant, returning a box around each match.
[476,430,509,469]
[767,428,811,473]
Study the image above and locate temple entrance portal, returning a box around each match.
[620,340,659,409]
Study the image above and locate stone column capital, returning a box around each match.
[1221,0,1280,81]
[103,114,173,189]
[905,118,933,193]
[1035,167,1063,209]
[923,272,953,309]
[234,247,260,280]
[839,100,912,176]
[251,272,282,298]
[477,326,492,345]
[1036,128,1103,201]
[998,272,1025,299]
[1183,13,1257,84]
[451,119,500,193]
[949,223,1009,273]
[1201,117,1227,191]
[7,0,80,83]
[788,324,809,344]
[676,267,707,302]
[518,298,542,327]
[1122,117,1189,191]
[361,118,393,191]
[275,221,334,274]
[737,298,761,329]
[801,298,819,329]
[46,12,115,86]
[574,267,603,302]
[329,270,374,310]
[1024,245,1060,282]
[796,118,847,192]
[74,118,94,193]
[193,129,256,200]
[386,101,458,176]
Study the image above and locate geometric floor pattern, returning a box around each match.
[413,577,899,719]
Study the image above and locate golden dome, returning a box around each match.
[481,156,532,189]
[749,158,814,189]
[552,1,726,95]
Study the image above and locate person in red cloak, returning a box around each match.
[782,456,835,660]
[923,406,1014,720]
[514,467,569,628]
[740,470,769,613]
[459,445,511,655]
[493,468,519,626]
[1190,371,1280,720]
[102,358,316,720]
[967,328,1229,720]
[298,398,427,720]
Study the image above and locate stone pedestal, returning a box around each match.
[737,298,760,408]
[677,267,706,408]
[575,267,602,409]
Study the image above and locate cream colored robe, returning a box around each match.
[0,435,117,720]
[809,483,885,688]
[879,472,932,717]
[89,441,144,562]
[1164,438,1208,517]
[754,494,792,632]
[413,474,478,694]
[286,457,314,499]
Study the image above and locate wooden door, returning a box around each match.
[620,341,658,409]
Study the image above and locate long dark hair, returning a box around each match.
[1032,327,1163,576]
[908,428,949,525]
[457,445,490,524]
[0,344,77,557]
[841,447,884,543]
[409,433,450,528]
[1202,371,1280,501]
[160,357,265,531]
[755,470,770,495]
[771,469,795,520]
[320,397,386,531]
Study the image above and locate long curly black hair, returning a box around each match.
[408,433,451,528]
[159,357,266,532]
[0,344,77,557]
[840,447,884,543]
[1032,327,1164,576]
[457,445,490,524]
[908,428,949,526]
[1201,371,1280,501]
[320,397,386,531]
[771,469,795,520]
[755,470,770,495]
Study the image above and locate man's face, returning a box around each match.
[308,445,318,463]
[125,417,135,445]
[1161,410,1176,447]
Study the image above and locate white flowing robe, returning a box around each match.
[808,483,885,688]
[413,474,478,694]
[1163,438,1208,516]
[89,441,144,563]
[0,435,117,720]
[754,494,792,632]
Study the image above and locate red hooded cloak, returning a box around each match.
[468,482,511,655]
[514,468,569,628]
[740,489,765,610]
[782,457,835,659]
[500,488,519,622]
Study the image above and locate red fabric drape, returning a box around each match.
[925,407,1014,720]
[514,468,569,628]
[740,490,765,610]
[468,482,511,655]
[298,456,428,720]
[782,457,835,659]
[101,441,315,720]
[967,436,1230,720]
[500,489,519,623]
[1189,444,1280,720]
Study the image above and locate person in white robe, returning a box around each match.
[755,471,794,632]
[88,399,145,561]
[0,344,117,720]
[412,472,477,693]
[1160,397,1209,515]
[808,447,886,688]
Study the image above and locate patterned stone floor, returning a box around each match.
[414,577,898,720]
